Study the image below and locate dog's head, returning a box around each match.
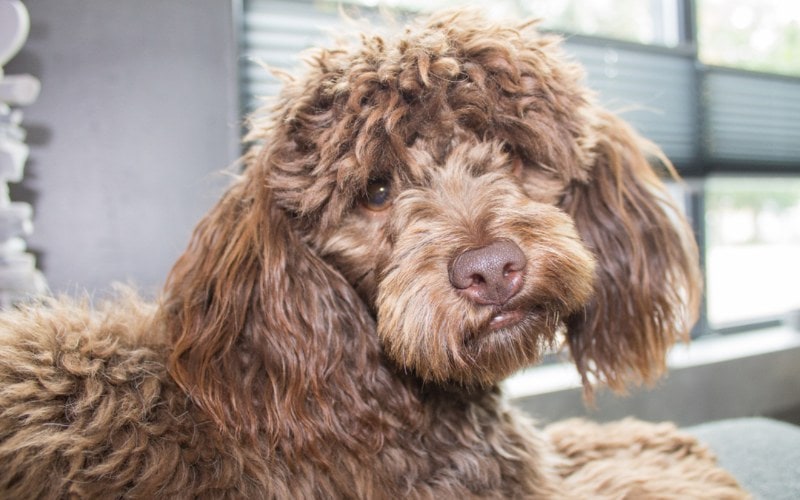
[162,11,701,437]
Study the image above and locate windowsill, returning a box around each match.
[668,327,800,369]
[506,326,800,398]
[506,326,800,426]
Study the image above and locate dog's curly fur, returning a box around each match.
[1,10,746,499]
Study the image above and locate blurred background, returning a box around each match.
[2,0,799,426]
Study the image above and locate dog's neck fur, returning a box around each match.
[274,344,560,497]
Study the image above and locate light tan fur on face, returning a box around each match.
[363,142,596,386]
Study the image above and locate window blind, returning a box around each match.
[239,0,341,114]
[704,70,800,168]
[564,41,698,165]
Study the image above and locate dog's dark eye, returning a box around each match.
[363,178,392,211]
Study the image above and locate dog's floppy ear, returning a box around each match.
[160,156,379,449]
[560,109,702,393]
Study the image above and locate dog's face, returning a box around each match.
[315,140,595,386]
[165,11,701,434]
[256,12,697,388]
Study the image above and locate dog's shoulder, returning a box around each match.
[0,293,178,432]
[0,293,168,383]
[0,295,205,498]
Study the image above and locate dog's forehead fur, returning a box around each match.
[254,11,596,229]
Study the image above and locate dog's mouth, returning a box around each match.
[488,308,526,331]
[458,302,557,381]
[466,302,558,355]
[486,303,548,332]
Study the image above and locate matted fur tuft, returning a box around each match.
[1,9,741,498]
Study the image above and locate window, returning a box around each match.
[696,1,800,332]
[338,0,682,45]
[705,177,800,327]
[526,0,683,47]
[697,0,800,77]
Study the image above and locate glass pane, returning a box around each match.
[526,0,681,46]
[338,0,682,46]
[705,177,800,327]
[697,0,800,77]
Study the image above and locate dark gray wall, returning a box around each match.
[6,0,240,296]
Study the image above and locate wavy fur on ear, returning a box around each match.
[562,110,702,392]
[161,153,392,458]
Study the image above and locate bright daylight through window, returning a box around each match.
[705,178,800,327]
[343,0,682,46]
[697,0,800,77]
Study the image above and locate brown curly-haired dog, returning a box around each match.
[0,10,745,499]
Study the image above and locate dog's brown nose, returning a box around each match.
[449,240,526,305]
